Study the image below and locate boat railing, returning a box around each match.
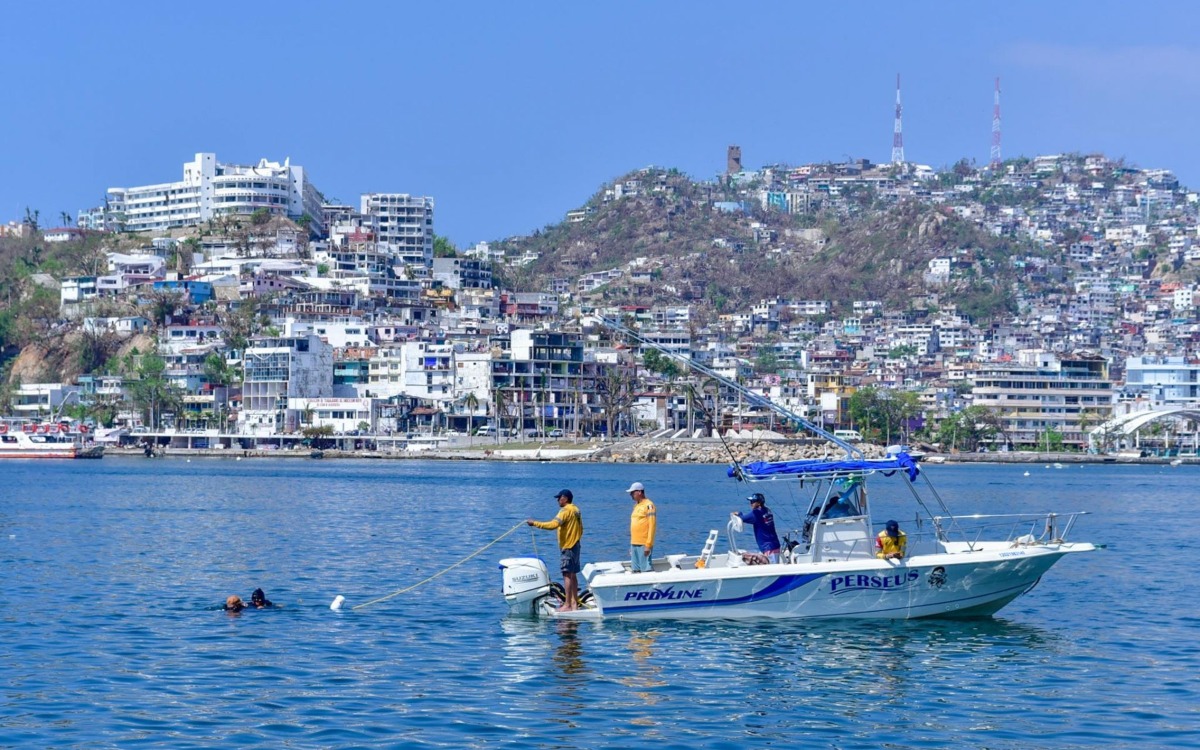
[931,512,1090,548]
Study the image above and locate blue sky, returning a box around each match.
[3,2,1198,247]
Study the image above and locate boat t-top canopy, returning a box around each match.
[731,451,921,481]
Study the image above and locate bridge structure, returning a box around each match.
[1088,406,1200,452]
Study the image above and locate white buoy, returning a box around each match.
[330,595,345,611]
[1023,471,1030,476]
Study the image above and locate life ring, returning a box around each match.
[22,423,36,433]
[79,424,90,434]
[40,424,53,434]
[59,424,69,434]
[0,424,7,434]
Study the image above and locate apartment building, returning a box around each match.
[360,193,434,270]
[1123,355,1200,406]
[491,330,606,434]
[970,352,1113,448]
[366,342,456,404]
[431,257,493,290]
[240,334,334,434]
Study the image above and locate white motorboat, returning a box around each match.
[498,318,1096,621]
[501,452,1093,621]
[0,422,104,459]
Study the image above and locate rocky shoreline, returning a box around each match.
[578,439,887,464]
[104,438,1195,466]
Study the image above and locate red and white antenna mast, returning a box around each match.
[891,73,905,165]
[990,77,1002,168]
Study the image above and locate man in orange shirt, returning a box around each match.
[627,481,656,572]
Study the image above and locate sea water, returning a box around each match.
[1,458,1197,749]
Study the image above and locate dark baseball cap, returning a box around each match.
[555,489,573,500]
[747,493,765,504]
[885,520,899,536]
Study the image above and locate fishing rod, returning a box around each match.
[595,316,862,460]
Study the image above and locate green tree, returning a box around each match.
[642,348,680,380]
[847,387,920,444]
[302,424,335,449]
[936,406,1002,452]
[123,350,182,429]
[221,296,268,351]
[753,346,780,374]
[433,235,457,258]
[203,352,240,390]
[463,391,480,443]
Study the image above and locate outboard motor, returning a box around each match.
[499,557,552,615]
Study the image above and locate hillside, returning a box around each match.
[493,167,1047,321]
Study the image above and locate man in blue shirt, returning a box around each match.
[732,493,782,563]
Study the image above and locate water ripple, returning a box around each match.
[2,459,1199,748]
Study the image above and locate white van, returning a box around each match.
[833,429,863,442]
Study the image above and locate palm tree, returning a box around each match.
[464,392,479,443]
[493,387,509,443]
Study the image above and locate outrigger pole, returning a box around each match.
[594,316,864,461]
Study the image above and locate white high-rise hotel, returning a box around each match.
[104,153,325,234]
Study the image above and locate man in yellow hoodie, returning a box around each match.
[527,489,583,611]
[627,481,656,572]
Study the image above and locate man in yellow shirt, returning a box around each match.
[627,481,656,572]
[875,519,907,560]
[527,489,583,612]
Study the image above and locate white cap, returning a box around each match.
[626,482,644,493]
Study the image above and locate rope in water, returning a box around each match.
[350,521,527,611]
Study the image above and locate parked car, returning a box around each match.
[548,428,564,438]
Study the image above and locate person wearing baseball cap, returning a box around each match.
[731,492,782,563]
[875,519,907,560]
[627,481,656,572]
[527,489,583,612]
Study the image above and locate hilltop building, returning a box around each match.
[98,153,325,235]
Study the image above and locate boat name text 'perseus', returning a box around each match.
[828,571,921,594]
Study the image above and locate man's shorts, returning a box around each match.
[560,543,581,574]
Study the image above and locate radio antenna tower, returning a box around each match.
[891,74,905,165]
[990,77,1002,168]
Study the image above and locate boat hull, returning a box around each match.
[0,425,104,459]
[572,545,1091,621]
[0,443,104,459]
